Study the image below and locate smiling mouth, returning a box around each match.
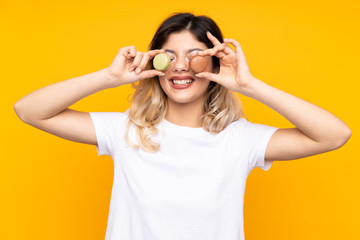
[171,79,194,85]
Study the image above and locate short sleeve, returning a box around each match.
[231,118,279,172]
[89,112,127,156]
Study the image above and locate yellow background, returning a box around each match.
[1,0,359,239]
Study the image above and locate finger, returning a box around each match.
[138,69,165,79]
[128,45,137,59]
[197,43,233,59]
[213,49,226,59]
[195,71,220,83]
[119,47,132,59]
[210,45,227,59]
[196,47,225,58]
[197,49,226,59]
[129,51,143,72]
[196,48,213,57]
[136,54,150,73]
[224,38,245,56]
[147,48,166,58]
[206,31,222,46]
[208,45,230,59]
[213,43,234,55]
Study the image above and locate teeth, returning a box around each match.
[172,79,193,85]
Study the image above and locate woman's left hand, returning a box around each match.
[196,31,255,94]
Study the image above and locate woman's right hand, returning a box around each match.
[106,46,166,87]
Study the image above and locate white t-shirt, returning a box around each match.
[89,109,278,240]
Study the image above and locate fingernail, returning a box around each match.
[129,67,134,72]
[135,68,141,74]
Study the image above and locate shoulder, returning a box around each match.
[227,117,250,131]
[227,117,278,137]
[89,109,129,120]
[89,109,130,130]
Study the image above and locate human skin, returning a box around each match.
[13,30,351,161]
[195,31,351,161]
[157,31,214,128]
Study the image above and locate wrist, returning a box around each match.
[237,76,259,97]
[103,67,123,88]
[85,67,119,91]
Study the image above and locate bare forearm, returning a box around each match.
[240,77,351,144]
[14,67,113,121]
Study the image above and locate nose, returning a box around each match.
[173,55,190,73]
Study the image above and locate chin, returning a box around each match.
[168,96,197,104]
[166,91,208,105]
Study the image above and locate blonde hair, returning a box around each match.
[125,12,247,152]
[125,63,246,153]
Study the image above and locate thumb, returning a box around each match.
[138,69,165,79]
[195,72,220,83]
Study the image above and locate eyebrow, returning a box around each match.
[164,48,204,54]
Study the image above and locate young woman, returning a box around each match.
[14,12,351,240]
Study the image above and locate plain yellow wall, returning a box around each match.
[2,0,358,239]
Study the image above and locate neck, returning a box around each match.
[165,97,205,128]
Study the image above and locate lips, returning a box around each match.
[170,75,195,81]
[167,75,195,89]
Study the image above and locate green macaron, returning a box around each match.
[153,53,171,71]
